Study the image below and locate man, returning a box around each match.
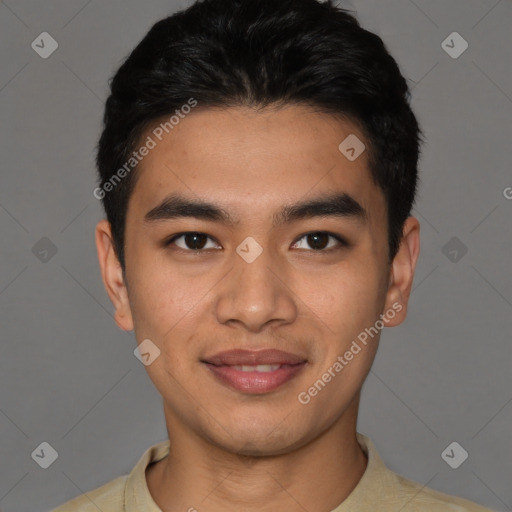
[53,0,496,510]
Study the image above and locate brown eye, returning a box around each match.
[166,232,220,251]
[307,233,329,250]
[292,232,347,251]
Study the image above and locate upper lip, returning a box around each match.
[202,349,307,366]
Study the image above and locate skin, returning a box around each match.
[96,105,420,512]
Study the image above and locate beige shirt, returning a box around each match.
[52,433,496,511]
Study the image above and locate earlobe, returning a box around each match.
[383,217,420,327]
[95,219,134,332]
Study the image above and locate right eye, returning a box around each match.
[165,232,222,252]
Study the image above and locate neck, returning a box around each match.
[146,399,367,512]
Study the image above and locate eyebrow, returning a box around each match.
[143,192,368,227]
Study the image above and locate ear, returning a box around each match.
[95,219,134,332]
[382,216,420,327]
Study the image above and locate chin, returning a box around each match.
[205,417,313,456]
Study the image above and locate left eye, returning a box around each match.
[291,232,346,251]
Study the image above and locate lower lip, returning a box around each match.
[203,362,307,394]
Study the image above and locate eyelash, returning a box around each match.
[164,231,348,253]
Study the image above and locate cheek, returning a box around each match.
[298,260,383,329]
[127,254,205,335]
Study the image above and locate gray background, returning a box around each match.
[0,0,511,511]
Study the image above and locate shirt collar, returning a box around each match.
[330,432,399,511]
[125,439,169,511]
[124,432,392,512]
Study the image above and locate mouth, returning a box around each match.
[201,349,307,394]
[229,364,284,372]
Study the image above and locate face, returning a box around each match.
[96,105,419,456]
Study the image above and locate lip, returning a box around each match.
[201,349,307,394]
[203,362,307,394]
[202,348,307,366]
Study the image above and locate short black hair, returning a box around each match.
[96,0,424,273]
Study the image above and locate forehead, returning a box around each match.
[128,105,385,224]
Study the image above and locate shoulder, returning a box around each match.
[392,472,497,512]
[354,433,496,512]
[51,475,128,512]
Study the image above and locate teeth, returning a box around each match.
[231,364,281,372]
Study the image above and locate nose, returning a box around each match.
[215,242,298,333]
